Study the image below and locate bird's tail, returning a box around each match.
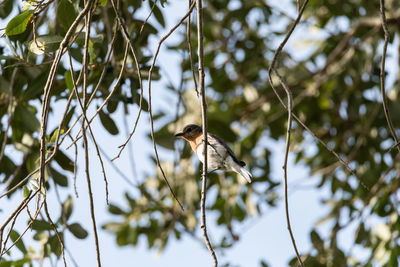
[231,164,252,183]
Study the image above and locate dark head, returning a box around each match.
[175,124,202,141]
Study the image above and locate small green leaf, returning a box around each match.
[5,10,34,36]
[49,167,68,187]
[102,222,123,233]
[48,234,63,257]
[0,0,13,19]
[149,1,165,27]
[10,230,27,254]
[88,39,96,63]
[29,35,63,54]
[61,196,74,222]
[62,106,76,129]
[68,223,88,239]
[54,150,74,172]
[49,128,64,145]
[23,185,30,197]
[64,71,73,92]
[14,105,40,132]
[31,220,54,231]
[98,109,119,135]
[98,0,107,7]
[57,0,76,31]
[108,204,125,215]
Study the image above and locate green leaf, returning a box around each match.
[67,223,88,239]
[62,106,76,129]
[102,222,124,233]
[98,109,119,135]
[23,185,30,197]
[31,220,54,231]
[61,195,74,222]
[24,71,49,100]
[108,204,125,215]
[14,105,40,132]
[64,70,74,92]
[10,230,27,254]
[0,0,13,19]
[310,230,324,252]
[57,0,76,31]
[88,39,96,63]
[54,150,74,172]
[48,235,62,257]
[5,10,34,36]
[149,1,165,27]
[29,35,63,54]
[49,167,68,187]
[98,0,107,6]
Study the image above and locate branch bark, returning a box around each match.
[197,0,217,266]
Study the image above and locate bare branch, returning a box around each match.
[38,0,96,205]
[145,1,197,211]
[187,0,199,96]
[109,0,145,160]
[82,6,102,266]
[196,0,217,266]
[379,0,400,151]
[268,1,310,266]
[140,0,158,35]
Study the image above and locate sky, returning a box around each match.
[1,0,399,266]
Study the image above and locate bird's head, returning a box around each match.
[175,124,202,141]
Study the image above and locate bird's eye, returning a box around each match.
[186,127,192,132]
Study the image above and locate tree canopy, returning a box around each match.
[0,0,400,266]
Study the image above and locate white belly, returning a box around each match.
[196,142,227,171]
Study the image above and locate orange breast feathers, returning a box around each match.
[188,134,204,153]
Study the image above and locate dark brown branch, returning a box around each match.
[38,0,95,195]
[107,0,146,161]
[140,0,158,35]
[82,6,102,267]
[146,1,196,211]
[379,0,400,152]
[196,0,217,266]
[268,1,309,266]
[187,0,199,96]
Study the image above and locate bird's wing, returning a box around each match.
[208,134,245,166]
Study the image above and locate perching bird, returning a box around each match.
[175,124,252,183]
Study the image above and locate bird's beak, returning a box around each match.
[175,132,184,137]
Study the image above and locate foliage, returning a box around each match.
[0,0,399,266]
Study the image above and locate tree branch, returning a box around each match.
[196,0,217,266]
[379,0,400,152]
[145,1,196,211]
[268,1,310,266]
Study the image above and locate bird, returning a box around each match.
[175,124,252,183]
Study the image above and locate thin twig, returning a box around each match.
[196,0,217,266]
[38,0,96,205]
[67,48,113,204]
[268,1,309,266]
[109,0,145,160]
[82,5,102,266]
[43,199,67,267]
[140,0,158,35]
[187,0,199,96]
[145,1,196,211]
[379,0,400,152]
[68,133,79,197]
